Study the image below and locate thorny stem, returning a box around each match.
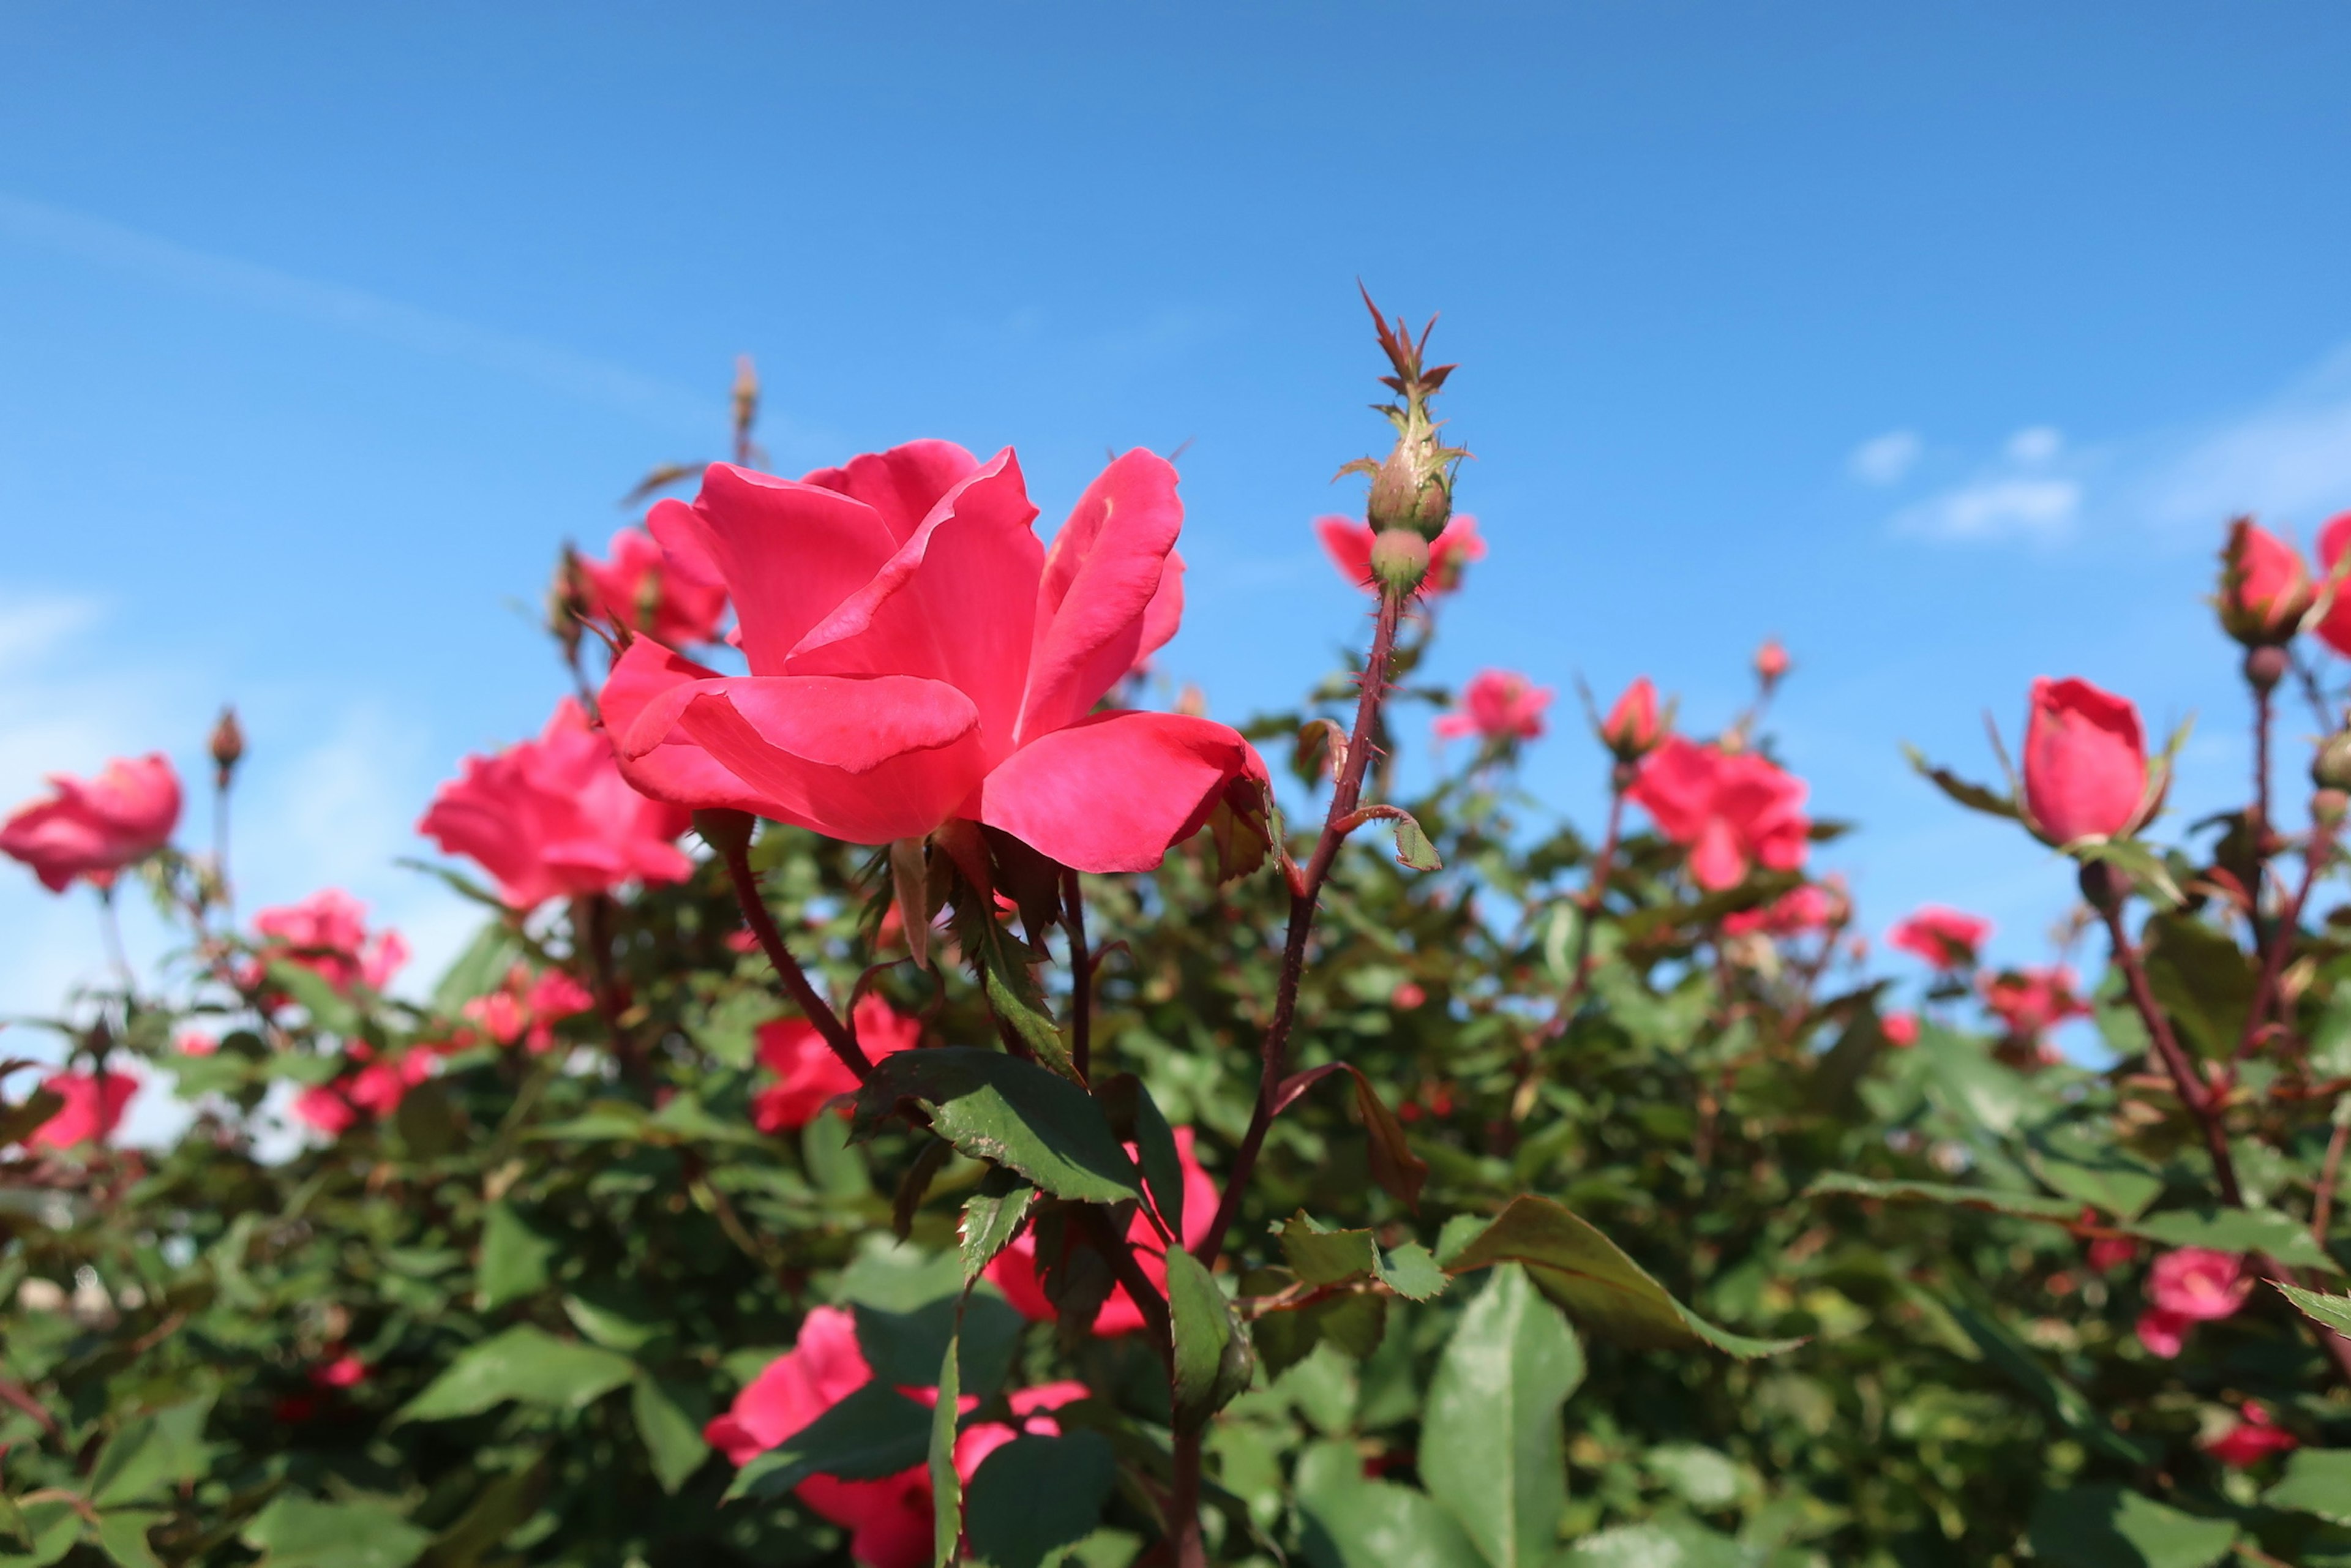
[1195,590,1404,1270]
[2232,827,2330,1074]
[717,837,871,1078]
[212,771,234,917]
[1063,868,1093,1082]
[95,886,134,998]
[1167,1426,1210,1568]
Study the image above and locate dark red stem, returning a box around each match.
[718,836,870,1078]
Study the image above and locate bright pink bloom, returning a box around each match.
[2136,1308,2191,1358]
[292,1084,358,1138]
[1754,638,1790,683]
[2149,1248,2252,1321]
[1434,669,1551,745]
[252,890,407,995]
[1888,906,1990,970]
[577,524,729,646]
[1392,980,1427,1010]
[1627,737,1810,891]
[1978,966,2087,1040]
[1600,677,1660,757]
[705,1306,1085,1568]
[2224,522,2314,642]
[601,443,1265,874]
[752,996,923,1133]
[2086,1234,2138,1272]
[463,990,527,1047]
[2315,510,2351,655]
[1315,513,1485,596]
[419,697,695,911]
[311,1354,369,1390]
[989,1127,1220,1337]
[2205,1401,2298,1468]
[1881,1011,1919,1047]
[1723,881,1843,939]
[463,964,596,1054]
[2022,677,2149,844]
[0,754,181,893]
[176,1032,217,1056]
[23,1069,137,1150]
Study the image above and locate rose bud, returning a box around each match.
[2218,517,2315,648]
[2314,729,2351,792]
[2020,677,2154,846]
[1599,677,1662,760]
[1754,638,1791,686]
[1368,527,1430,598]
[209,706,245,789]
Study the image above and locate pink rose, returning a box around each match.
[293,1084,358,1138]
[1724,880,1844,939]
[2204,1401,2297,1468]
[1978,965,2087,1041]
[2135,1308,2191,1359]
[752,996,921,1133]
[1316,512,1485,596]
[2219,520,2314,644]
[1391,980,1427,1010]
[576,524,729,646]
[1434,669,1551,745]
[989,1127,1219,1337]
[1886,906,1992,970]
[2148,1247,2251,1321]
[2312,510,2351,656]
[310,1354,369,1391]
[705,1305,1088,1568]
[1,754,181,893]
[419,697,695,911]
[1753,638,1790,684]
[251,890,407,996]
[22,1069,137,1150]
[2022,677,2150,844]
[1881,1011,1919,1047]
[1627,737,1810,891]
[601,443,1266,874]
[1599,677,1661,759]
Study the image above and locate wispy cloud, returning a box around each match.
[1847,429,1922,486]
[0,190,719,433]
[2136,343,2351,533]
[1890,426,2084,543]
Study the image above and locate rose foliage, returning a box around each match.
[7,313,2351,1568]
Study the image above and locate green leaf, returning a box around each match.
[1275,1062,1427,1211]
[1295,1440,1484,1568]
[2131,1207,2338,1272]
[1805,1172,2083,1223]
[264,958,361,1035]
[956,898,1073,1079]
[961,1168,1038,1285]
[1420,1264,1583,1568]
[1379,1244,1447,1302]
[430,920,523,1016]
[2026,1133,2164,1222]
[1166,1248,1253,1423]
[1392,812,1442,872]
[476,1201,558,1310]
[852,1048,1139,1204]
[929,1323,961,1568]
[92,1510,165,1568]
[2275,1280,2351,1337]
[2265,1449,2351,1525]
[2140,913,2253,1055]
[853,1293,1024,1398]
[396,1326,635,1422]
[0,1498,80,1568]
[1093,1073,1185,1241]
[89,1395,214,1507]
[893,1135,957,1240]
[242,1496,434,1568]
[2312,988,2351,1079]
[2025,1484,2237,1568]
[1937,1296,2152,1465]
[1558,1518,1745,1568]
[630,1374,712,1495]
[0,1495,25,1554]
[563,1291,662,1353]
[1904,745,2018,819]
[422,1460,547,1567]
[1276,1215,1447,1302]
[724,1381,934,1502]
[1441,1195,1801,1357]
[964,1432,1118,1568]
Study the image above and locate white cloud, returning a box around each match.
[2139,344,2351,533]
[1895,475,2083,542]
[2005,425,2064,465]
[1847,429,1922,486]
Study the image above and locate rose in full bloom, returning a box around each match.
[1434,669,1551,745]
[1599,677,1662,759]
[2020,677,2152,844]
[2316,510,2351,655]
[705,1305,1087,1568]
[2218,519,2315,645]
[462,964,597,1054]
[1880,1011,1919,1048]
[1978,965,2087,1043]
[1886,906,1992,970]
[601,443,1267,874]
[21,1069,137,1150]
[0,754,181,893]
[293,1045,432,1135]
[419,697,696,911]
[752,996,921,1132]
[576,524,729,646]
[990,1127,1219,1337]
[1723,880,1844,939]
[1627,737,1810,891]
[1316,512,1485,596]
[251,890,408,996]
[2135,1247,2251,1359]
[2203,1401,2298,1468]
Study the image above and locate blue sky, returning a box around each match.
[6,2,2351,1044]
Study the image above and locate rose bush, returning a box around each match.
[3,304,2350,1568]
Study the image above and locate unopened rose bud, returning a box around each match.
[1599,677,1662,760]
[1366,441,1452,540]
[2314,731,2351,792]
[1368,528,1430,598]
[1754,638,1791,686]
[2313,788,2349,829]
[2217,517,2315,648]
[209,706,244,788]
